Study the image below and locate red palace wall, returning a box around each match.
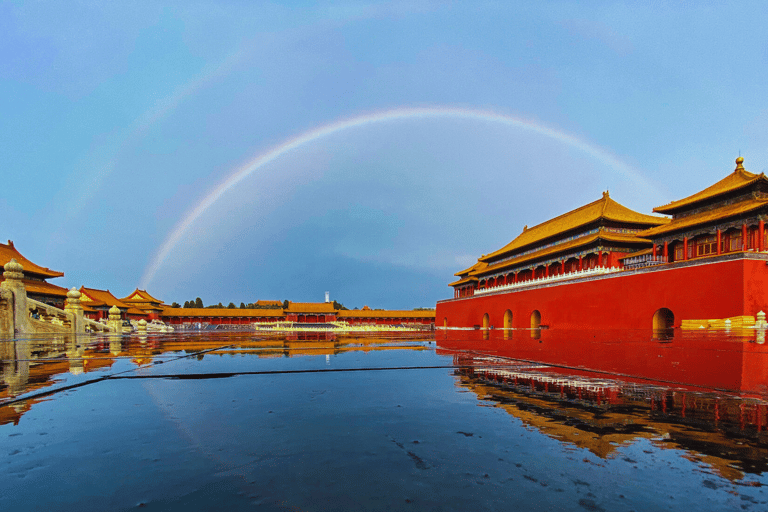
[436,256,768,331]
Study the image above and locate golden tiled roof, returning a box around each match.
[640,197,768,237]
[654,157,767,214]
[121,289,163,304]
[454,261,487,277]
[481,192,667,262]
[619,248,653,259]
[285,302,337,313]
[161,307,284,317]
[448,276,479,287]
[11,278,69,297]
[256,300,283,307]
[475,229,651,276]
[338,310,435,318]
[79,287,131,309]
[0,240,64,278]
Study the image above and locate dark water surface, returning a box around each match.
[2,330,768,511]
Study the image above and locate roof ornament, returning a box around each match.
[736,156,745,171]
[603,190,609,198]
[523,225,528,232]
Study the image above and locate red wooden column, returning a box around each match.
[760,220,765,251]
[578,255,583,270]
[683,237,688,261]
[652,244,657,258]
[717,229,722,255]
[743,223,748,250]
[514,272,518,283]
[598,250,603,267]
[545,266,549,277]
[663,241,668,261]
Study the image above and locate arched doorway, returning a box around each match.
[530,310,541,339]
[443,317,447,329]
[503,309,513,340]
[652,308,674,339]
[482,313,490,340]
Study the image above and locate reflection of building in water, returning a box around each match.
[1,332,433,425]
[454,353,768,481]
[438,157,768,333]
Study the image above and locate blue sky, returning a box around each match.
[2,1,767,308]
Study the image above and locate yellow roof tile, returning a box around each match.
[0,240,64,278]
[448,276,479,287]
[454,261,487,277]
[475,229,651,276]
[120,289,163,304]
[654,157,766,214]
[79,287,131,309]
[285,302,337,313]
[481,193,667,262]
[640,197,768,237]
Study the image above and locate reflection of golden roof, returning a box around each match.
[285,302,336,313]
[481,193,668,262]
[640,197,768,237]
[654,158,768,214]
[338,310,435,319]
[0,240,64,278]
[161,307,284,317]
[476,229,651,276]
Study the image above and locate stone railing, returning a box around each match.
[0,258,117,336]
[475,266,621,295]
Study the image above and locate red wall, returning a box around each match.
[437,257,768,331]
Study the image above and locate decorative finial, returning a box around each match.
[3,258,23,280]
[603,190,609,198]
[67,287,81,300]
[523,225,528,231]
[736,156,744,170]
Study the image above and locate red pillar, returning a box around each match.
[716,229,722,255]
[663,241,668,260]
[598,250,603,267]
[760,220,765,251]
[560,260,565,274]
[743,223,748,250]
[652,245,657,258]
[578,255,583,270]
[545,266,549,277]
[514,272,518,283]
[683,237,688,261]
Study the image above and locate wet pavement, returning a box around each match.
[2,329,768,511]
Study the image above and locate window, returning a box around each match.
[696,236,716,256]
[729,234,742,252]
[675,244,683,261]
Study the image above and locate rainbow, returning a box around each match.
[140,106,650,288]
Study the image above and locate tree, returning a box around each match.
[240,302,246,309]
[195,297,203,308]
[332,300,347,310]
[171,302,180,308]
[183,301,190,308]
[282,299,289,309]
[228,302,236,309]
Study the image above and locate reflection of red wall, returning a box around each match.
[437,257,768,331]
[436,328,768,395]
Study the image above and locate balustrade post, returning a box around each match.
[0,259,29,335]
[108,305,122,334]
[64,288,85,334]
